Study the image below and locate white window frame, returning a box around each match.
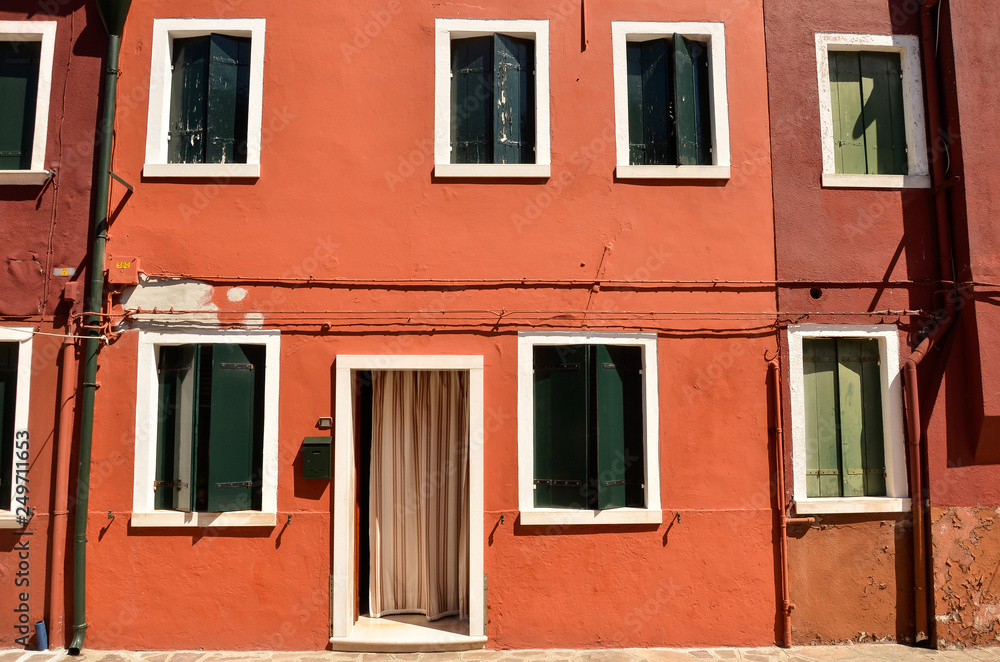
[0,328,32,529]
[787,324,909,515]
[434,18,550,179]
[816,33,930,189]
[143,18,266,180]
[331,355,485,646]
[612,21,731,180]
[0,21,57,185]
[131,329,280,527]
[517,332,662,526]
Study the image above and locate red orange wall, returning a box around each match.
[78,0,783,650]
[0,1,102,650]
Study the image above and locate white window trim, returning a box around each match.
[331,355,485,645]
[433,18,550,179]
[787,324,909,515]
[816,33,930,189]
[0,328,32,529]
[131,329,280,528]
[611,21,731,181]
[143,18,266,180]
[517,332,662,526]
[0,22,57,185]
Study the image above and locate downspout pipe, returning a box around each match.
[70,0,131,654]
[768,357,815,648]
[48,339,77,646]
[903,0,956,645]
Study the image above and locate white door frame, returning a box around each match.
[331,355,485,639]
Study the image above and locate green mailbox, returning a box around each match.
[302,436,332,479]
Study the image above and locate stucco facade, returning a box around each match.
[1,0,998,654]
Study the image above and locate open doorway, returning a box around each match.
[332,356,486,650]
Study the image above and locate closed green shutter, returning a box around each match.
[803,338,887,498]
[836,339,887,497]
[451,36,493,164]
[673,35,712,166]
[830,51,908,176]
[829,51,866,175]
[626,40,675,166]
[859,52,907,175]
[803,339,842,497]
[595,345,644,509]
[0,41,41,170]
[533,346,589,509]
[0,343,18,512]
[493,34,535,164]
[205,344,259,513]
[206,34,251,165]
[169,36,210,164]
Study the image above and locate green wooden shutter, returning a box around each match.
[803,339,842,497]
[533,345,590,509]
[0,343,18,512]
[626,40,674,166]
[859,51,907,175]
[829,51,867,175]
[493,34,535,164]
[451,36,493,164]
[0,41,41,170]
[205,344,258,512]
[154,346,182,511]
[836,339,887,497]
[169,36,210,164]
[205,34,251,165]
[673,35,712,166]
[626,42,646,165]
[595,345,644,509]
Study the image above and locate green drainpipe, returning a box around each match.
[70,0,131,654]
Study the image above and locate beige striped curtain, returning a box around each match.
[369,370,470,621]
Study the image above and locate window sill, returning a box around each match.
[821,173,930,189]
[0,513,26,529]
[616,165,731,180]
[0,170,52,185]
[519,507,662,526]
[794,497,911,515]
[434,163,550,179]
[130,511,276,528]
[142,163,261,179]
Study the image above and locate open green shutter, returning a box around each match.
[493,34,535,164]
[451,36,493,164]
[0,343,18,512]
[0,41,41,170]
[829,51,867,175]
[643,39,675,165]
[859,51,908,175]
[803,339,842,497]
[206,34,251,165]
[673,35,711,166]
[595,345,644,509]
[206,344,258,512]
[154,346,183,511]
[169,36,210,164]
[533,345,589,509]
[625,42,646,165]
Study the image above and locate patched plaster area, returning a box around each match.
[120,276,219,326]
[932,507,1000,648]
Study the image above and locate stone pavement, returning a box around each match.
[2,646,1000,662]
